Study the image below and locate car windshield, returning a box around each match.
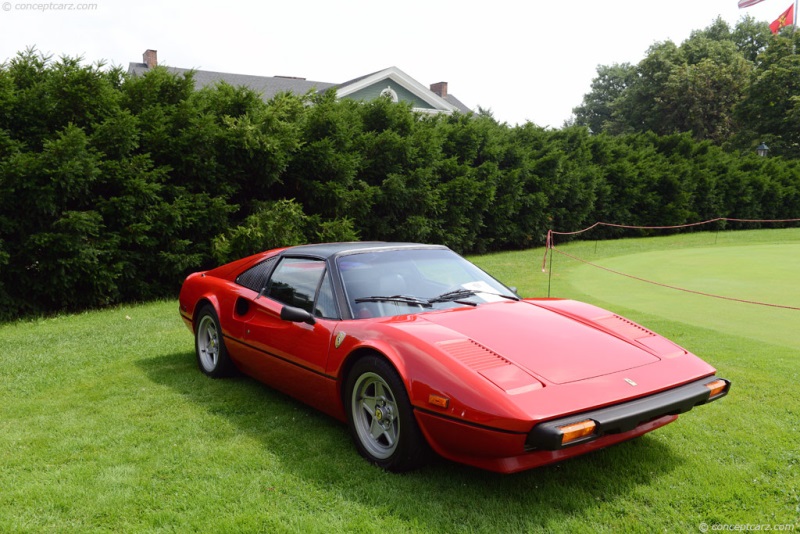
[338,248,517,319]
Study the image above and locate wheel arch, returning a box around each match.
[339,345,432,471]
[338,346,406,406]
[191,296,221,331]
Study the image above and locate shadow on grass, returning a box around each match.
[139,351,685,529]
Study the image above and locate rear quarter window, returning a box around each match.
[235,256,278,292]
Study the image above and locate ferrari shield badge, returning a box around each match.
[335,331,346,349]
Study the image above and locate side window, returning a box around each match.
[236,256,278,292]
[266,258,325,314]
[315,271,338,319]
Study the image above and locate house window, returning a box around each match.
[380,86,398,102]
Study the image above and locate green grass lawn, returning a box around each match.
[2,229,799,532]
[568,243,800,348]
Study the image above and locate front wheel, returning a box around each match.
[194,305,234,378]
[345,355,430,472]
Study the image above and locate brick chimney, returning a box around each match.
[430,82,448,98]
[143,49,158,69]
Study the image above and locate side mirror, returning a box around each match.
[280,305,316,325]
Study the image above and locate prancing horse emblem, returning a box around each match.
[335,331,346,349]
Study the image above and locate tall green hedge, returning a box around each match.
[1,49,798,318]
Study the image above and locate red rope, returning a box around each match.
[541,217,800,272]
[548,217,800,237]
[549,247,800,311]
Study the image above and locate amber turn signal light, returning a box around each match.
[428,394,449,409]
[705,379,728,399]
[557,419,596,446]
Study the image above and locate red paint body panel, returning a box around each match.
[419,302,661,384]
[226,337,345,421]
[415,412,678,473]
[178,243,728,473]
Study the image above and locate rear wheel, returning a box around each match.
[195,305,234,378]
[345,355,430,472]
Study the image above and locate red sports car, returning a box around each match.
[178,242,730,473]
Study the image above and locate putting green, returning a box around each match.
[568,244,800,350]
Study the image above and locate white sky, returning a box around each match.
[0,0,792,127]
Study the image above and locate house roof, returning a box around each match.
[127,63,336,100]
[443,94,470,113]
[127,55,471,115]
[330,66,464,114]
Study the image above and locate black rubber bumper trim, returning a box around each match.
[526,377,730,451]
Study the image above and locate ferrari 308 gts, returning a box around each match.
[178,242,729,473]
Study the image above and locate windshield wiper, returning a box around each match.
[354,295,432,308]
[427,288,479,305]
[428,288,520,304]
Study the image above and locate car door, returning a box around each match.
[242,256,337,375]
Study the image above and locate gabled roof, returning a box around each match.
[127,62,335,100]
[331,66,463,115]
[127,53,471,115]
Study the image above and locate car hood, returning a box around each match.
[416,300,672,385]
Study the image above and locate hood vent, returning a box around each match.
[437,339,543,394]
[437,339,509,370]
[593,315,652,340]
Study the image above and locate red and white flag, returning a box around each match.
[770,4,795,32]
[738,0,766,7]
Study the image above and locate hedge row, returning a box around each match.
[1,51,798,318]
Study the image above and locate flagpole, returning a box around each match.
[794,0,798,40]
[795,0,799,57]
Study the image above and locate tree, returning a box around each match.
[730,15,772,63]
[572,63,636,134]
[573,17,770,145]
[0,51,128,315]
[733,32,800,158]
[605,40,684,135]
[662,48,750,143]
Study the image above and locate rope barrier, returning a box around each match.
[541,218,800,311]
[550,246,800,312]
[542,217,800,271]
[548,217,800,237]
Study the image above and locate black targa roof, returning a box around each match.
[282,242,447,260]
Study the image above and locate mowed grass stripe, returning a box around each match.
[568,243,800,349]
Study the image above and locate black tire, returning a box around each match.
[194,305,235,378]
[344,355,430,472]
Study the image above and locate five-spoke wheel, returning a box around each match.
[345,355,429,471]
[351,371,401,459]
[194,305,234,378]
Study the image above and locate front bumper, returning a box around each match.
[526,376,731,451]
